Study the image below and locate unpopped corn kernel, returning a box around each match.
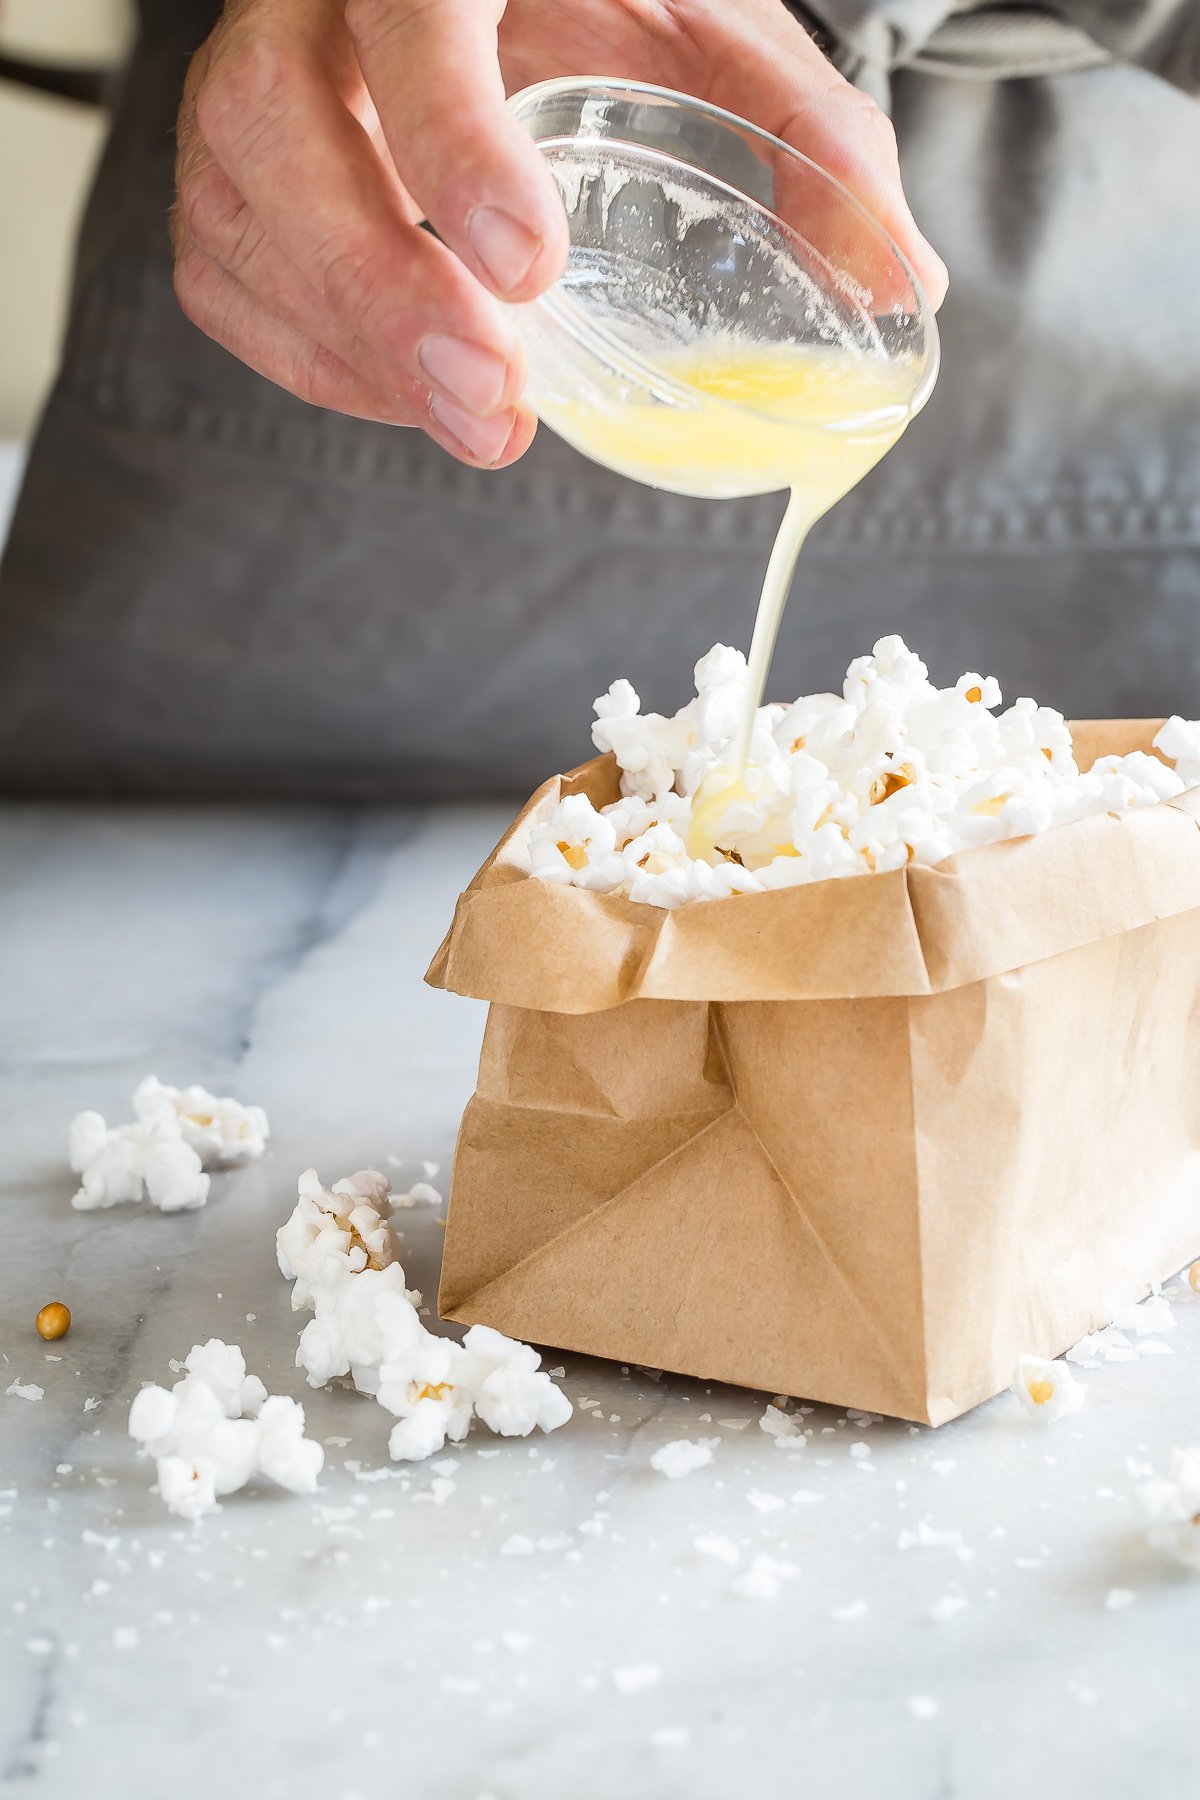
[35,1303,71,1342]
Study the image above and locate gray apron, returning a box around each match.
[0,0,1197,800]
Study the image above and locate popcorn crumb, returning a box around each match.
[729,1554,798,1600]
[907,1696,939,1722]
[1105,1588,1136,1610]
[759,1403,807,1447]
[1013,1354,1086,1423]
[832,1599,869,1622]
[613,1664,662,1695]
[128,1339,323,1520]
[1113,1294,1175,1337]
[930,1594,968,1623]
[649,1439,718,1479]
[392,1181,442,1210]
[6,1381,44,1403]
[898,1521,963,1551]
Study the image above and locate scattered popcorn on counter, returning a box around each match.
[1138,1448,1200,1571]
[459,1324,574,1441]
[276,1168,404,1311]
[650,1439,718,1479]
[133,1077,270,1166]
[128,1338,323,1521]
[6,1380,44,1402]
[391,1180,443,1210]
[68,1075,269,1211]
[69,1110,210,1212]
[526,637,1198,908]
[279,1169,572,1461]
[759,1403,808,1448]
[1013,1354,1086,1424]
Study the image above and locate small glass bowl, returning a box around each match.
[506,77,939,498]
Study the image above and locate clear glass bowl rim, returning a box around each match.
[507,75,941,428]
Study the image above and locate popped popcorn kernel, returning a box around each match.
[279,1170,572,1462]
[1138,1448,1200,1571]
[129,1339,323,1520]
[68,1076,268,1212]
[1013,1354,1086,1424]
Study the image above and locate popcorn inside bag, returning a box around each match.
[524,637,1200,909]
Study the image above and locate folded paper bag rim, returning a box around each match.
[426,721,1200,1011]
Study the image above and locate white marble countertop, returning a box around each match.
[2,798,1199,1800]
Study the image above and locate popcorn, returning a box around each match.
[276,1167,403,1311]
[1012,1354,1086,1424]
[132,1077,270,1165]
[69,1111,209,1213]
[526,637,1200,910]
[128,1338,323,1520]
[528,792,625,892]
[295,1266,422,1395]
[1138,1448,1200,1571]
[69,1075,269,1211]
[280,1169,572,1461]
[1154,716,1200,790]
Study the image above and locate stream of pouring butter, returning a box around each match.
[533,341,913,856]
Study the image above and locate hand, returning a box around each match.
[174,0,948,469]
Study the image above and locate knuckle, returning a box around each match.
[181,165,259,274]
[178,163,227,245]
[288,339,348,409]
[344,0,402,50]
[172,252,211,331]
[843,85,898,151]
[194,32,300,153]
[312,229,395,336]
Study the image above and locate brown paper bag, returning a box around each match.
[426,722,1200,1424]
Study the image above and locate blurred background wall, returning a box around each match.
[0,0,133,440]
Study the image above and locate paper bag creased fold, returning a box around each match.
[428,725,1200,1424]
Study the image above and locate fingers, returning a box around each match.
[176,1,538,459]
[173,244,409,423]
[345,0,569,301]
[701,8,948,309]
[174,241,536,466]
[196,24,525,376]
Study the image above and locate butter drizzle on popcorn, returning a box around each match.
[527,637,1195,910]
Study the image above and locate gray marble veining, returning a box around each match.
[2,800,1199,1800]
